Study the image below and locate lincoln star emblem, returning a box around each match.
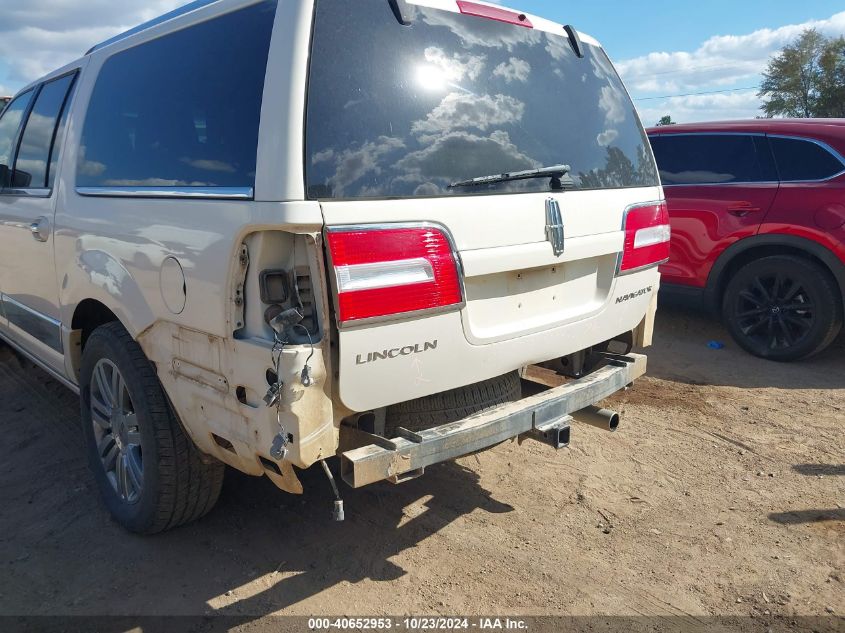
[545,198,565,257]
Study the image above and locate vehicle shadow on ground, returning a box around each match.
[793,464,845,477]
[768,509,845,525]
[203,463,514,617]
[0,341,516,620]
[768,463,844,526]
[643,298,845,390]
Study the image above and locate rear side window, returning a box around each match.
[769,137,845,182]
[13,73,77,189]
[0,90,34,188]
[650,134,770,186]
[77,1,276,192]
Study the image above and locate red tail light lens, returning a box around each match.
[619,202,671,274]
[327,225,463,325]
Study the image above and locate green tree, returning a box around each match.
[759,29,845,118]
[656,115,676,126]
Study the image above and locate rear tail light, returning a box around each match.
[327,225,463,325]
[456,1,533,28]
[619,202,671,274]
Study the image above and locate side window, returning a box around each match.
[0,90,35,188]
[650,134,767,186]
[769,137,845,182]
[12,73,77,190]
[77,1,276,192]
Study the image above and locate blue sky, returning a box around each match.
[2,1,845,124]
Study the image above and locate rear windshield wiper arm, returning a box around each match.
[449,164,574,190]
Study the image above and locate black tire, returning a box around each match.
[80,322,224,534]
[722,255,843,362]
[385,371,522,436]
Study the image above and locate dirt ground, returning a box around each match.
[0,303,843,631]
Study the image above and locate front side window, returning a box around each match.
[769,137,845,182]
[0,90,34,188]
[650,134,771,186]
[306,0,658,199]
[77,1,276,191]
[13,73,77,189]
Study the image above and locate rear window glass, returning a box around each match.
[77,1,276,191]
[305,0,658,199]
[769,137,844,182]
[649,134,770,186]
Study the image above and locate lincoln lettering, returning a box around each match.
[356,341,439,366]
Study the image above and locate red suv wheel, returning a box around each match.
[722,255,843,361]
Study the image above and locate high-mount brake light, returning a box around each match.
[327,225,463,325]
[619,202,671,274]
[456,1,533,28]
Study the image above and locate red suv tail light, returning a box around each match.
[619,201,671,274]
[327,225,464,325]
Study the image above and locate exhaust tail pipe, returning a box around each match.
[572,406,620,432]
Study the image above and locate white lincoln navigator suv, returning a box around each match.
[0,0,667,532]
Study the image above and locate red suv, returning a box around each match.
[647,120,845,361]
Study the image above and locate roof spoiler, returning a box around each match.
[387,0,414,25]
[564,25,585,59]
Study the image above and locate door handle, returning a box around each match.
[29,217,51,242]
[727,205,762,218]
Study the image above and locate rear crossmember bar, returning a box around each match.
[340,353,647,488]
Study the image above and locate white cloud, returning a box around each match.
[619,11,845,94]
[492,57,531,83]
[411,92,525,138]
[0,0,185,94]
[619,10,845,123]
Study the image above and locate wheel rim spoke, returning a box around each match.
[94,363,114,408]
[752,278,771,302]
[91,395,112,430]
[778,319,795,347]
[743,316,769,336]
[781,279,802,303]
[736,307,767,320]
[125,447,143,495]
[116,454,129,499]
[100,437,119,471]
[782,302,813,313]
[90,359,143,503]
[738,290,764,307]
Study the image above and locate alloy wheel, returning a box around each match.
[734,273,815,351]
[89,359,143,503]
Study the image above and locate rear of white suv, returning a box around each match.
[0,0,666,533]
[306,0,666,484]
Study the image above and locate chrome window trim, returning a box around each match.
[325,221,467,331]
[661,182,780,189]
[649,131,845,185]
[0,187,52,198]
[0,293,63,353]
[75,186,254,200]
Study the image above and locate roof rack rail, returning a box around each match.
[85,0,219,55]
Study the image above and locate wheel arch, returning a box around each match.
[704,234,845,316]
[67,298,139,384]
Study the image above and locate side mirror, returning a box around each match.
[0,164,9,189]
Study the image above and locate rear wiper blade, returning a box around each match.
[448,164,574,190]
